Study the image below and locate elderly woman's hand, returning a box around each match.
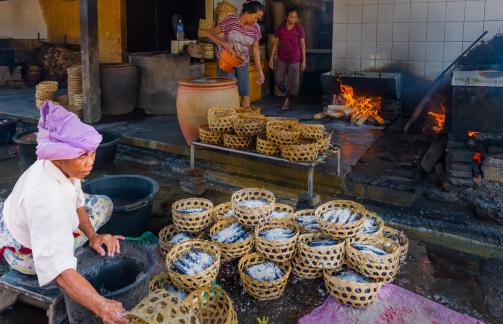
[97,298,128,324]
[89,234,125,257]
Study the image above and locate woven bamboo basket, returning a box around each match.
[127,289,199,324]
[293,209,320,233]
[212,201,235,222]
[238,252,291,300]
[280,140,319,162]
[235,106,261,115]
[35,89,56,99]
[231,188,275,228]
[208,107,237,133]
[345,237,401,283]
[199,125,222,145]
[349,211,385,243]
[297,233,345,269]
[269,203,295,221]
[36,81,58,93]
[158,224,202,256]
[316,132,332,153]
[255,220,299,262]
[315,200,366,239]
[198,19,214,39]
[67,64,82,76]
[148,271,171,293]
[233,115,266,137]
[300,124,327,140]
[266,117,299,128]
[172,198,214,233]
[218,12,235,24]
[266,122,301,145]
[323,266,382,308]
[166,239,221,291]
[291,253,322,279]
[55,94,69,107]
[256,135,280,156]
[382,226,409,264]
[209,218,254,261]
[216,0,237,16]
[187,287,237,324]
[223,133,253,149]
[200,43,215,60]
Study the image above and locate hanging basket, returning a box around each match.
[158,224,202,256]
[166,240,221,291]
[291,254,323,279]
[315,200,366,239]
[209,218,254,261]
[199,125,222,145]
[382,226,409,264]
[238,252,291,301]
[297,233,345,269]
[231,188,275,228]
[172,198,214,233]
[186,286,237,324]
[208,107,237,133]
[255,220,299,262]
[212,201,235,222]
[323,266,382,308]
[223,133,253,149]
[266,122,301,145]
[233,115,266,137]
[293,209,320,233]
[269,203,295,221]
[299,124,327,140]
[256,135,280,156]
[345,237,401,283]
[280,140,319,162]
[127,289,199,324]
[349,211,385,243]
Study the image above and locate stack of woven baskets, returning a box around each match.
[66,64,83,118]
[199,107,332,162]
[153,187,409,310]
[216,0,237,24]
[35,81,58,109]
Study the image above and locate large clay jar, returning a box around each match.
[100,63,139,115]
[176,77,239,145]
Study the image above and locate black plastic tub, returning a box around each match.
[0,117,18,144]
[94,130,121,169]
[12,132,37,164]
[82,175,159,237]
[64,241,155,324]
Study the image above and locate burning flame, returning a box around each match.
[427,97,446,134]
[472,152,482,164]
[467,131,480,137]
[339,83,383,125]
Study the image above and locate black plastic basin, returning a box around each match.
[0,117,18,144]
[94,130,121,169]
[12,132,37,164]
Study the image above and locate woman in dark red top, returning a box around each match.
[269,8,306,110]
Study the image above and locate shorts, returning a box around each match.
[217,63,250,97]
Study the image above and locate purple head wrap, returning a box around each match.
[36,101,102,160]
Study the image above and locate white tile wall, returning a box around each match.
[332,0,503,79]
[0,0,47,39]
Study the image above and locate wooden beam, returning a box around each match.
[80,0,101,123]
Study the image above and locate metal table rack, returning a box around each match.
[190,141,341,199]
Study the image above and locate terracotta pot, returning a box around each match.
[176,77,239,145]
[218,49,244,73]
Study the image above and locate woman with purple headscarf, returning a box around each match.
[0,102,127,323]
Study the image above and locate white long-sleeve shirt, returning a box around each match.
[3,160,85,286]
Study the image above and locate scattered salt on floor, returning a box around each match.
[212,223,250,244]
[270,210,291,219]
[333,269,372,283]
[172,248,215,275]
[235,199,270,208]
[168,232,192,244]
[351,243,387,256]
[361,217,379,234]
[245,262,284,282]
[259,227,295,241]
[177,207,207,214]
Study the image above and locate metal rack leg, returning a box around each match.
[190,144,195,170]
[337,147,341,176]
[307,166,314,199]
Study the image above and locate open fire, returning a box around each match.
[423,95,447,135]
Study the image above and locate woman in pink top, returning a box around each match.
[269,8,307,110]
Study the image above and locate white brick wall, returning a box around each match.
[332,0,503,79]
[0,0,47,40]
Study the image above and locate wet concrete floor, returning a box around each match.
[0,146,502,324]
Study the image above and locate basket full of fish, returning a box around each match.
[158,224,202,255]
[172,198,214,233]
[238,252,291,301]
[209,218,254,261]
[254,220,299,263]
[315,200,366,239]
[166,239,221,291]
[348,210,385,243]
[297,233,345,269]
[231,188,275,228]
[293,209,320,233]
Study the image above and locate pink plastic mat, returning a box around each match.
[299,284,483,324]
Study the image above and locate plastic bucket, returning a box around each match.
[94,130,121,169]
[0,117,18,144]
[12,132,37,164]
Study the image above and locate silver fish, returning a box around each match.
[245,261,284,282]
[351,243,387,256]
[334,269,372,284]
[260,228,295,241]
[177,207,207,214]
[308,239,339,247]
